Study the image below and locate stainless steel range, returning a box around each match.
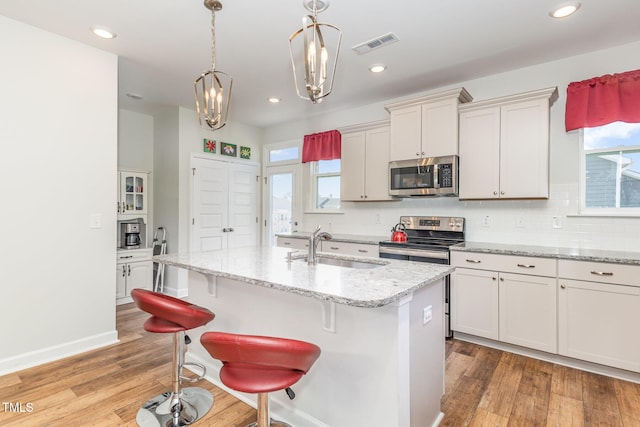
[379,216,465,338]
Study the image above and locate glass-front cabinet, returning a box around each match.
[118,171,147,216]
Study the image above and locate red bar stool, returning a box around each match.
[200,332,321,427]
[131,288,215,427]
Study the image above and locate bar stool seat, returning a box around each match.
[131,289,215,427]
[200,332,320,427]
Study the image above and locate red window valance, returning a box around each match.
[565,69,640,132]
[302,130,342,163]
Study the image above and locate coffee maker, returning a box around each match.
[121,223,142,249]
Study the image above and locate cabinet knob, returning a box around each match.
[416,152,420,157]
[560,284,566,289]
[492,276,497,281]
[364,195,368,199]
[500,277,504,282]
[361,195,364,199]
[493,191,498,196]
[501,191,505,195]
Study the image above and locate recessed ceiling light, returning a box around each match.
[91,25,117,39]
[549,2,581,18]
[369,64,387,73]
[268,97,281,104]
[126,93,144,100]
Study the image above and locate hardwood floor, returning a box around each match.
[1,303,639,426]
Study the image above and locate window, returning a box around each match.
[581,121,640,214]
[310,159,341,210]
[269,146,299,163]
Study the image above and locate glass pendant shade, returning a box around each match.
[289,1,342,104]
[194,0,232,130]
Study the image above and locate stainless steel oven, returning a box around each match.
[389,155,458,197]
[379,216,465,338]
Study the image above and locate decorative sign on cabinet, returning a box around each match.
[385,87,472,160]
[339,120,395,202]
[458,87,558,200]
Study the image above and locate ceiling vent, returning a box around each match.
[352,32,399,55]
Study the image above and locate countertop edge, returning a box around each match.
[450,243,640,266]
[155,254,453,308]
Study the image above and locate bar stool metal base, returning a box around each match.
[136,387,213,427]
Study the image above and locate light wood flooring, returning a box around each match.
[1,303,639,426]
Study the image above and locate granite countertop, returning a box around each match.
[154,246,452,308]
[275,232,389,245]
[451,242,640,266]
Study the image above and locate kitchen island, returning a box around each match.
[154,246,453,427]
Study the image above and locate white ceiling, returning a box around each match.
[2,0,640,129]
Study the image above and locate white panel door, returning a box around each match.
[364,127,393,201]
[340,131,366,201]
[451,267,499,340]
[191,157,229,252]
[228,163,259,249]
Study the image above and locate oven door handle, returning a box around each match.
[379,246,449,260]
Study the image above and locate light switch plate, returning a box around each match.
[89,213,102,229]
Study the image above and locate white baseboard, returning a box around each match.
[454,332,640,384]
[0,330,119,376]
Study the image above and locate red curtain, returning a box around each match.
[565,69,640,131]
[302,130,342,163]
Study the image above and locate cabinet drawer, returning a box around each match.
[117,249,152,263]
[558,260,640,287]
[451,251,556,277]
[321,241,379,258]
[277,237,309,250]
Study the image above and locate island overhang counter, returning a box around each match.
[154,246,453,427]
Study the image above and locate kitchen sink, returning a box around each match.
[289,253,384,269]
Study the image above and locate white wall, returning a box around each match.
[118,109,154,244]
[263,40,640,252]
[0,16,118,374]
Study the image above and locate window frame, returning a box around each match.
[579,126,640,217]
[306,159,342,213]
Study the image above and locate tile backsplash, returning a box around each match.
[304,183,640,252]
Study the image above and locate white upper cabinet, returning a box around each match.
[385,88,472,161]
[340,121,395,201]
[118,170,148,218]
[458,87,558,200]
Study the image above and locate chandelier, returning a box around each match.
[194,0,233,130]
[289,0,342,104]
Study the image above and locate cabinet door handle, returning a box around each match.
[466,259,481,263]
[283,242,291,246]
[591,271,613,276]
[517,263,535,268]
[330,246,339,250]
[499,277,504,281]
[229,227,234,232]
[560,284,566,289]
[358,249,368,253]
[122,265,126,277]
[492,276,497,281]
[501,191,505,195]
[222,228,228,232]
[493,191,498,196]
[128,265,131,276]
[120,255,133,259]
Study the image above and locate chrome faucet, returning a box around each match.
[308,225,332,264]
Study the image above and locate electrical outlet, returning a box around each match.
[89,213,102,229]
[423,305,433,325]
[552,216,563,229]
[516,216,526,228]
[481,215,490,227]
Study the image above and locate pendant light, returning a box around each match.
[194,0,233,130]
[289,0,342,104]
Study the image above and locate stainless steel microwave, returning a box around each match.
[389,155,459,197]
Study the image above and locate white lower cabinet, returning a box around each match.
[499,273,557,353]
[451,268,499,340]
[320,241,379,258]
[558,260,640,372]
[276,236,309,250]
[276,237,379,258]
[116,249,152,304]
[451,252,557,353]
